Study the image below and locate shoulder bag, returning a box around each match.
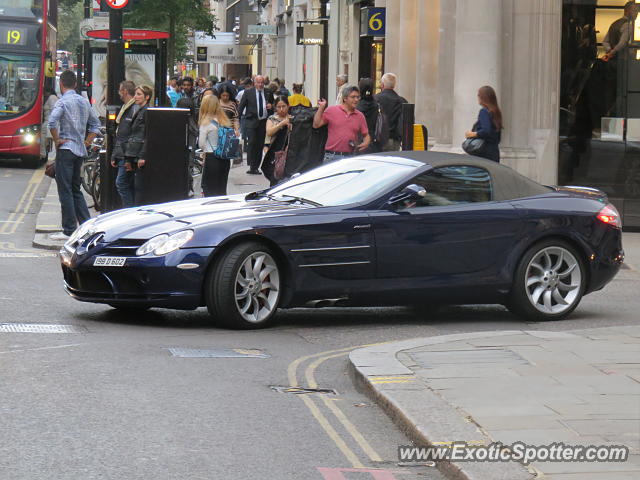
[273,129,290,180]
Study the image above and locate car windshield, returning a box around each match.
[265,157,418,206]
[0,0,42,20]
[0,54,40,118]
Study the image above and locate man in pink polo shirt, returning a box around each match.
[313,85,371,163]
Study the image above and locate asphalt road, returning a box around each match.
[1,164,639,480]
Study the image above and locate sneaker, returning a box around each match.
[49,232,69,241]
[246,169,261,175]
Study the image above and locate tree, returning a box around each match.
[125,0,217,75]
[58,0,84,53]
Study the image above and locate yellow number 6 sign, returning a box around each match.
[369,12,383,31]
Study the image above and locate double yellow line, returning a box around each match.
[0,167,45,235]
[287,344,386,468]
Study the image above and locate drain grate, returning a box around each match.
[270,385,338,395]
[167,347,270,358]
[0,323,87,333]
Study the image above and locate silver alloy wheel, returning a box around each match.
[234,251,280,323]
[525,246,581,315]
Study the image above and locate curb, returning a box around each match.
[349,331,535,480]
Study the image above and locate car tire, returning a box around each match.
[205,241,281,329]
[508,239,586,321]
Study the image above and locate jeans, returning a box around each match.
[115,157,143,208]
[55,149,90,236]
[115,158,135,208]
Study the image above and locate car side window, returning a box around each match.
[401,166,492,209]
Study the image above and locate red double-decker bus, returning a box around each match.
[0,0,57,167]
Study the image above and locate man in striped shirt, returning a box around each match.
[48,70,101,240]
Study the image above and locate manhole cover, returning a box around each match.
[0,323,87,333]
[167,348,270,358]
[270,385,338,395]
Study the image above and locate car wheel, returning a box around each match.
[508,239,586,321]
[205,242,281,329]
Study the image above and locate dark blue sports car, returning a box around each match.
[60,152,624,328]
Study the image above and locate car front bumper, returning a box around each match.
[60,246,215,310]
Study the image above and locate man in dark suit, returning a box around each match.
[374,73,407,151]
[238,75,274,174]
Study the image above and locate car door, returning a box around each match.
[371,165,522,280]
[279,208,375,281]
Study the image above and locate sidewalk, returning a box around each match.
[32,162,269,250]
[350,325,640,480]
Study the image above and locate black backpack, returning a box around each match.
[373,107,390,147]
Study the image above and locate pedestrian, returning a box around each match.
[47,70,101,241]
[276,78,290,97]
[238,75,274,174]
[218,84,240,135]
[464,85,503,162]
[267,81,280,97]
[374,73,407,151]
[335,74,348,105]
[110,80,138,208]
[198,95,233,196]
[43,85,58,156]
[180,76,197,102]
[356,78,382,153]
[196,77,206,95]
[118,85,152,205]
[262,95,292,186]
[288,83,311,107]
[167,77,180,107]
[313,85,371,163]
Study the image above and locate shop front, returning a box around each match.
[560,0,640,228]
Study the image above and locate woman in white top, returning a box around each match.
[43,86,58,156]
[198,94,233,196]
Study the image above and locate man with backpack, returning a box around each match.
[374,73,407,151]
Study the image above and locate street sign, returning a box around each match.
[86,29,169,40]
[105,0,128,9]
[360,7,386,37]
[247,24,277,35]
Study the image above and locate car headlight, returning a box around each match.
[67,218,97,245]
[136,230,194,256]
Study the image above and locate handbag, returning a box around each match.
[462,137,485,155]
[273,130,290,180]
[45,161,55,179]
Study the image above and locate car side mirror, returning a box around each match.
[388,184,427,205]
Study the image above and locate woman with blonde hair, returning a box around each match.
[198,94,233,196]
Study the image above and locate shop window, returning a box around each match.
[560,0,640,228]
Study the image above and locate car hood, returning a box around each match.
[94,194,309,241]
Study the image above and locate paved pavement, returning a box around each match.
[32,160,269,250]
[350,269,640,480]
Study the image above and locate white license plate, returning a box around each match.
[93,256,126,267]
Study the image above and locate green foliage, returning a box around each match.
[125,0,217,73]
[58,0,83,52]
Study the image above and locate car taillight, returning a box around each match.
[597,204,622,229]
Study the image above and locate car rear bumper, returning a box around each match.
[585,228,624,294]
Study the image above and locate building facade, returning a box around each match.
[221,0,639,226]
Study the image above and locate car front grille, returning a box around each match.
[98,238,146,256]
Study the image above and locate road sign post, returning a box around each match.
[101,0,126,212]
